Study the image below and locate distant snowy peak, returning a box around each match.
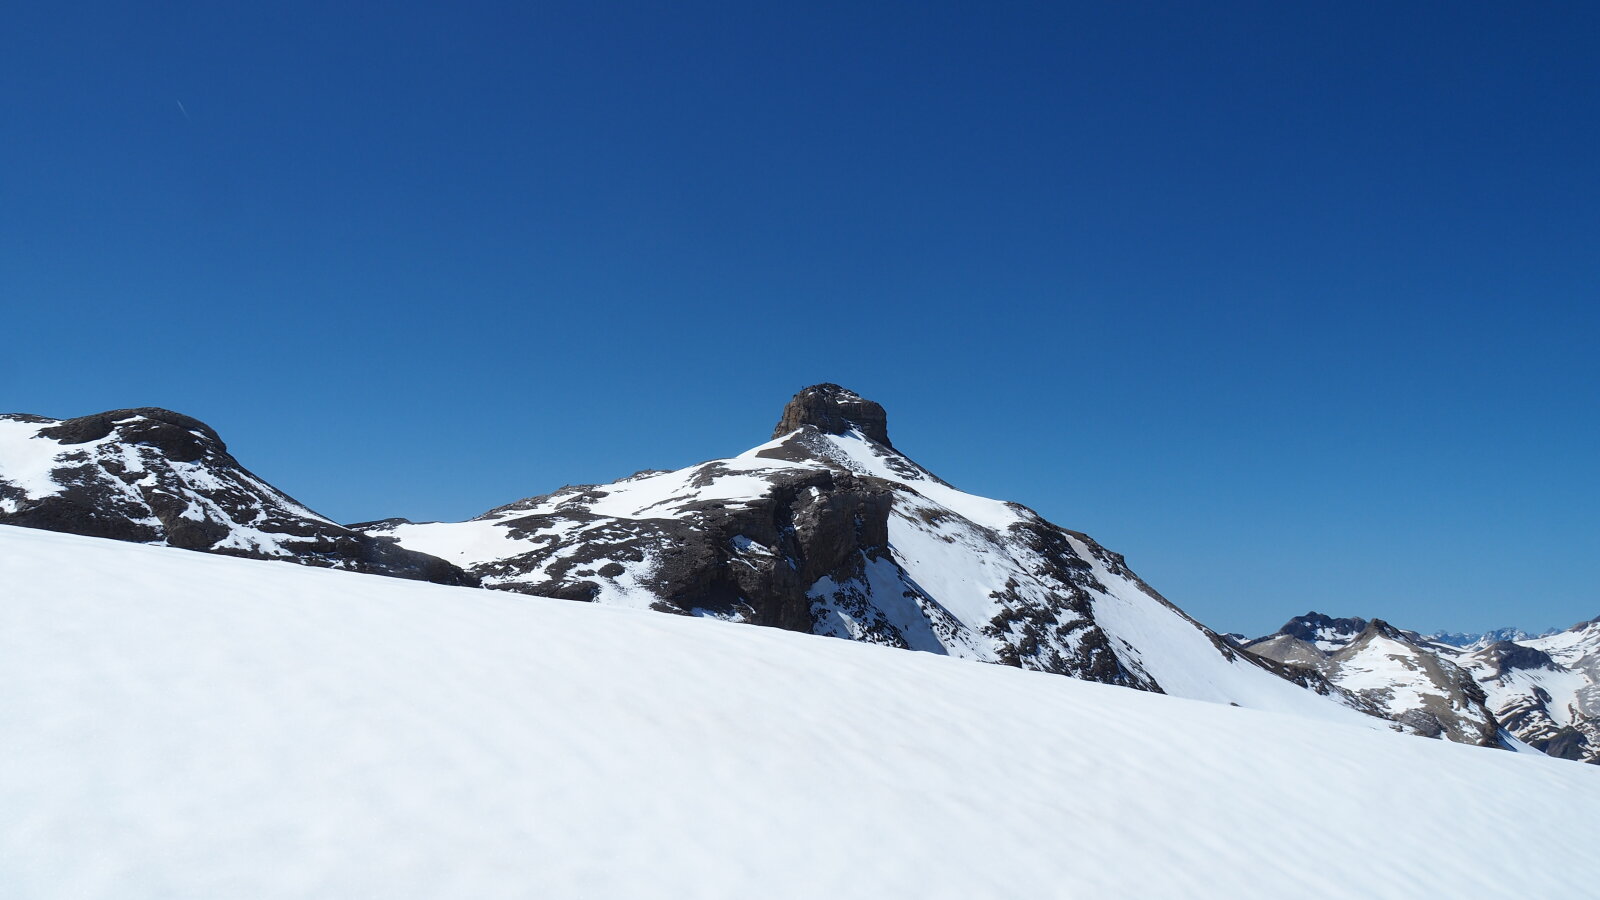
[1250,610,1600,762]
[1526,616,1600,665]
[1468,640,1560,677]
[1264,612,1468,655]
[0,408,470,585]
[1246,614,1499,746]
[362,385,1376,728]
[1271,611,1375,652]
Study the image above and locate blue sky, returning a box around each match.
[4,2,1596,635]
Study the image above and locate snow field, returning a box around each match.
[3,526,1598,899]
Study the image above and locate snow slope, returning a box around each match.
[3,525,1597,899]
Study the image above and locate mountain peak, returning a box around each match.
[1278,611,1370,643]
[772,383,892,448]
[1471,640,1558,675]
[36,407,229,463]
[1362,618,1413,642]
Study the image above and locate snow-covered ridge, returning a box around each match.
[3,525,1597,900]
[363,387,1378,730]
[8,391,1592,759]
[0,409,469,585]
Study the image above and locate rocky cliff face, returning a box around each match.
[770,383,894,448]
[0,408,471,585]
[358,385,1377,725]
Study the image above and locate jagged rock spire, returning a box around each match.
[772,384,892,448]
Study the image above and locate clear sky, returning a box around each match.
[4,2,1596,636]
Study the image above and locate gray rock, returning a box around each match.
[772,383,893,448]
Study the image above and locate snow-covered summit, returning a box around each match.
[1268,611,1376,653]
[362,385,1375,726]
[1246,615,1498,746]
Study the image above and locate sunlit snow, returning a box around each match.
[3,525,1597,899]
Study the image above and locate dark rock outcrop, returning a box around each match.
[1277,612,1371,646]
[772,384,893,448]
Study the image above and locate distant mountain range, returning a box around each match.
[3,385,1594,762]
[1244,612,1598,762]
[1423,626,1560,648]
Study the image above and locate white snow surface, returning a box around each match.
[1527,619,1600,668]
[375,517,551,568]
[0,418,67,506]
[1332,635,1439,710]
[1476,664,1592,728]
[5,525,1598,900]
[582,457,811,519]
